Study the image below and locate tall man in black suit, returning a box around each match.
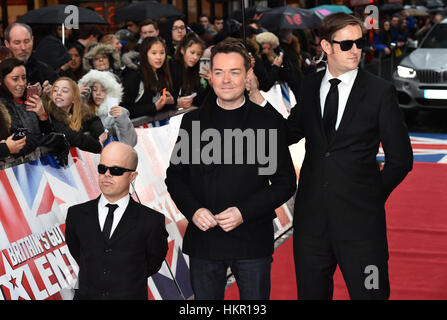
[264,13,413,299]
[65,142,168,300]
[165,40,296,300]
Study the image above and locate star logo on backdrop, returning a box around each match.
[0,253,31,300]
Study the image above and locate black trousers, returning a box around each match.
[293,232,390,300]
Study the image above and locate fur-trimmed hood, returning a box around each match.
[0,102,11,139]
[78,70,123,100]
[121,50,140,71]
[83,43,121,72]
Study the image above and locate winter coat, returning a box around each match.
[34,35,72,71]
[45,101,103,154]
[26,54,59,85]
[78,70,137,147]
[0,97,53,158]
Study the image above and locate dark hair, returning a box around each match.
[244,19,260,29]
[159,17,187,46]
[0,46,13,63]
[317,12,364,42]
[210,39,251,72]
[174,33,205,96]
[139,19,158,31]
[139,37,173,94]
[78,25,102,40]
[246,26,260,39]
[0,58,26,99]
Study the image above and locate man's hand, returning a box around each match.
[192,208,218,231]
[215,207,243,232]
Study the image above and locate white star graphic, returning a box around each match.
[0,252,31,300]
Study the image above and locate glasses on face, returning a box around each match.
[172,25,186,31]
[98,164,135,176]
[93,55,107,62]
[331,37,366,51]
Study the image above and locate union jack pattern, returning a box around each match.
[377,133,447,164]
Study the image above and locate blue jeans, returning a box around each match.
[189,256,273,300]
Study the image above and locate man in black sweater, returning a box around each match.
[165,39,296,300]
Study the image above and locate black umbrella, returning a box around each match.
[231,6,270,22]
[379,3,404,12]
[17,5,108,25]
[257,6,322,32]
[114,1,182,23]
[426,0,444,8]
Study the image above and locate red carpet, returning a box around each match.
[225,162,447,300]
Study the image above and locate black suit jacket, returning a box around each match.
[165,92,297,260]
[269,68,413,241]
[65,196,168,300]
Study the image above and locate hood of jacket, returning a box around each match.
[83,43,121,72]
[121,50,140,71]
[78,69,124,101]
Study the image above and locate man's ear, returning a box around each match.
[320,39,333,55]
[130,171,138,184]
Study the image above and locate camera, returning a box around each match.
[13,128,28,140]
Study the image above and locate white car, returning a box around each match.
[393,18,447,113]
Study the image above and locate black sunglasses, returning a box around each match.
[331,38,366,51]
[98,164,135,176]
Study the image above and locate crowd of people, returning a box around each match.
[372,10,445,59]
[0,7,444,162]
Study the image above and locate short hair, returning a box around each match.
[128,147,138,170]
[213,16,224,23]
[139,19,158,30]
[78,25,102,40]
[318,12,364,43]
[4,23,33,42]
[210,39,251,72]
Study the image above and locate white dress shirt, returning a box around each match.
[98,194,130,237]
[320,68,358,130]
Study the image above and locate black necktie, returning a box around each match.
[103,204,118,240]
[323,78,341,141]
